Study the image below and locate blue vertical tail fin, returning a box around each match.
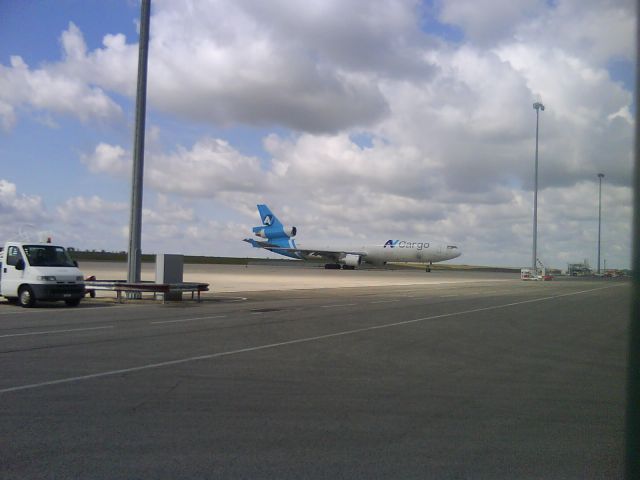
[252,204,296,241]
[248,204,299,257]
[257,204,284,230]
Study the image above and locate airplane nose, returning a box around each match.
[444,245,461,259]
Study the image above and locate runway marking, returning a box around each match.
[211,296,247,302]
[150,315,227,325]
[440,294,459,298]
[370,300,401,304]
[0,303,148,315]
[321,303,357,308]
[0,325,114,339]
[0,285,620,394]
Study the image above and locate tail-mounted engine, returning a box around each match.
[253,225,297,239]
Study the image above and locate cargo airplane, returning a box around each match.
[243,204,461,271]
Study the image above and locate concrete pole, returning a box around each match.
[532,102,545,272]
[127,0,151,285]
[597,173,604,274]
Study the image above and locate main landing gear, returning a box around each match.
[324,263,356,270]
[425,262,432,272]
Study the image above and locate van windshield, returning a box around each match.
[23,245,76,268]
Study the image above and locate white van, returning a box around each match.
[0,242,85,307]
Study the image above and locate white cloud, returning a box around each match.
[0,52,122,130]
[148,137,265,195]
[515,0,635,64]
[56,195,127,224]
[0,179,45,222]
[1,0,635,268]
[0,101,16,131]
[82,137,266,197]
[143,195,195,224]
[81,143,130,175]
[437,0,635,64]
[438,0,546,45]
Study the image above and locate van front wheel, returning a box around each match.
[19,286,36,308]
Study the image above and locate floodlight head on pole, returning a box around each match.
[598,173,605,179]
[533,102,545,111]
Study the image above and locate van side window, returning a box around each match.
[6,246,22,266]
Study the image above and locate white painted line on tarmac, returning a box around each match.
[212,296,247,302]
[440,294,460,298]
[0,303,148,315]
[0,325,115,339]
[321,303,357,308]
[370,300,401,304]
[150,315,227,325]
[0,285,619,394]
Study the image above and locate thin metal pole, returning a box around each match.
[532,102,544,272]
[127,0,151,285]
[597,173,604,274]
[532,109,539,271]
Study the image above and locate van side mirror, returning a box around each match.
[15,259,25,271]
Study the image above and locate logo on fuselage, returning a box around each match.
[384,240,430,250]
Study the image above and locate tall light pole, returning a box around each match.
[127,0,151,286]
[597,173,604,274]
[532,102,545,272]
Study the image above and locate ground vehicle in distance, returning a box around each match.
[0,241,85,307]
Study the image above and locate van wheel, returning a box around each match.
[18,286,36,308]
[65,299,81,307]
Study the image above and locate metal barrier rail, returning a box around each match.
[84,280,209,303]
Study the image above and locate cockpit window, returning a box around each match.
[446,245,458,249]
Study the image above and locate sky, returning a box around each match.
[0,0,635,269]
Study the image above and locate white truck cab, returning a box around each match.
[0,242,85,307]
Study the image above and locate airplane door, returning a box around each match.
[2,245,25,298]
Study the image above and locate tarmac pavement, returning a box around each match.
[0,268,629,479]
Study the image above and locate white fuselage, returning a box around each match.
[292,240,461,265]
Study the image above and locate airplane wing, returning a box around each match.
[243,238,366,261]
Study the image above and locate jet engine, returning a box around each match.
[253,226,297,239]
[341,254,362,267]
[283,226,297,238]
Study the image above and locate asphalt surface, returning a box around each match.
[0,272,629,479]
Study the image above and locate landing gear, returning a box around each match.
[324,263,341,269]
[425,262,432,273]
[342,265,356,270]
